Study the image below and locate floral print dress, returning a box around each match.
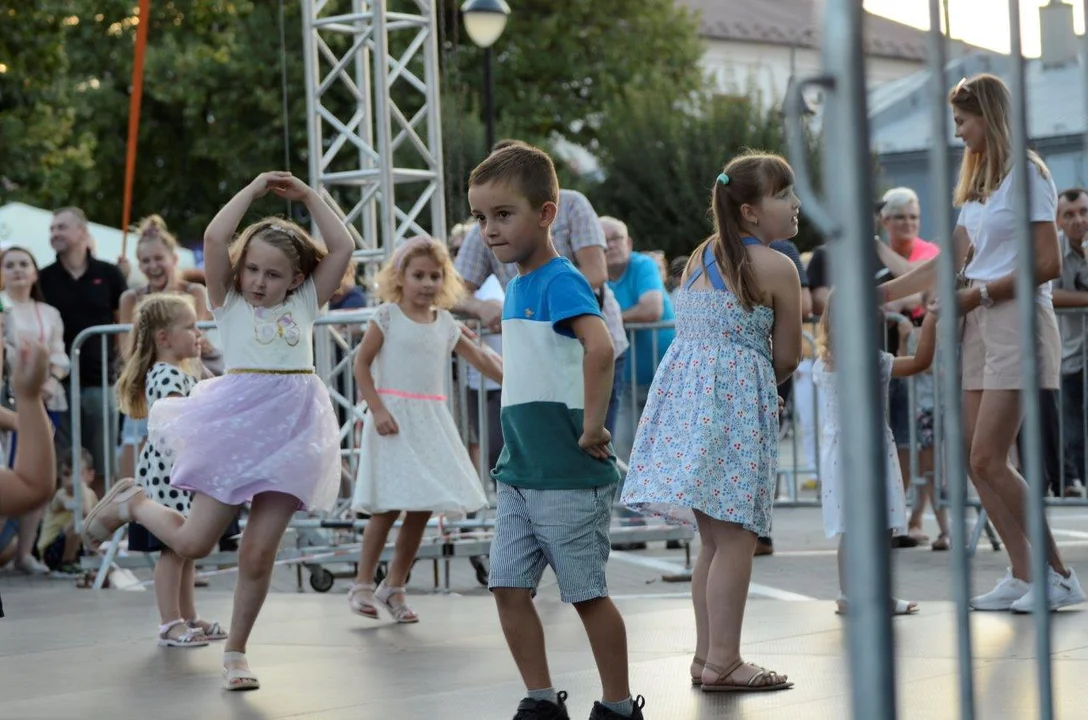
[622,241,779,536]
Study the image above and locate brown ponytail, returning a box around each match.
[685,151,796,311]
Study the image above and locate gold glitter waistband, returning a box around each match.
[226,368,314,375]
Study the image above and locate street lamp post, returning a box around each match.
[461,0,511,152]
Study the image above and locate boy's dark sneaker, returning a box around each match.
[588,695,646,720]
[513,691,570,720]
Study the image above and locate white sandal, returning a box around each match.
[373,580,419,623]
[158,619,208,648]
[222,651,260,691]
[348,582,379,619]
[82,479,144,546]
[187,616,228,640]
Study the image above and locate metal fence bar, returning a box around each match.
[788,0,896,715]
[927,2,975,716]
[1007,2,1055,716]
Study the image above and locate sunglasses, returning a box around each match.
[953,77,971,96]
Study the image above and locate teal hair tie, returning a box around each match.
[717,173,730,186]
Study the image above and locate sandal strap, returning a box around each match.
[702,659,744,681]
[159,618,187,636]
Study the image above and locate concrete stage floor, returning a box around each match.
[1,585,1086,720]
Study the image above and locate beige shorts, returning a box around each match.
[961,294,1060,391]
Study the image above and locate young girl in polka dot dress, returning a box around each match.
[116,293,225,648]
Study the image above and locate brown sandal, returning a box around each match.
[700,659,793,692]
[932,534,950,551]
[690,655,706,686]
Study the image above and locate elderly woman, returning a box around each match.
[873,188,942,545]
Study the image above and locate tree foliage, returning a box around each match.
[1,0,707,244]
[582,91,824,260]
[439,0,705,150]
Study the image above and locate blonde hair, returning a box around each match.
[133,214,178,252]
[375,236,464,308]
[116,294,196,419]
[228,217,328,295]
[685,151,795,312]
[950,74,1049,206]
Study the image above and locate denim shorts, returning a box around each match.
[488,481,616,604]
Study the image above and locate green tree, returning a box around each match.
[1,0,708,244]
[0,3,97,207]
[54,1,313,242]
[583,90,824,260]
[440,0,706,151]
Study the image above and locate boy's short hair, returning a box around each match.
[491,138,529,153]
[468,144,559,210]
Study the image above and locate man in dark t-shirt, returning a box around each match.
[39,207,127,487]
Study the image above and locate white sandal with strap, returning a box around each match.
[187,616,228,640]
[82,478,144,546]
[348,582,379,619]
[373,581,419,623]
[158,619,208,648]
[222,651,260,691]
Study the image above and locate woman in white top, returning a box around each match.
[881,73,1084,612]
[0,246,68,575]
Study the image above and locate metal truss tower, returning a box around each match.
[301,0,447,262]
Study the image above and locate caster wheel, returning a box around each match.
[470,555,490,586]
[309,566,334,593]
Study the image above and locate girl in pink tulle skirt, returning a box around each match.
[82,171,354,691]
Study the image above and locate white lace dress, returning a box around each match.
[813,351,907,538]
[351,303,489,516]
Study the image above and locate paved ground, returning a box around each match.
[6,503,1088,614]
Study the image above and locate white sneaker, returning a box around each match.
[970,569,1029,610]
[1010,567,1086,613]
[15,555,50,575]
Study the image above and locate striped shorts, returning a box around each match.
[488,481,617,604]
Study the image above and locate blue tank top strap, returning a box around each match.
[701,243,727,291]
[683,238,761,291]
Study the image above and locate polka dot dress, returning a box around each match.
[137,362,197,514]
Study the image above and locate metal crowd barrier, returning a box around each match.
[67,309,693,592]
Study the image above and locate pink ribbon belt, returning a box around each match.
[377,388,447,402]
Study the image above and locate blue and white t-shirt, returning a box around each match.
[491,257,620,491]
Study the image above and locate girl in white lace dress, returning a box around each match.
[349,237,502,623]
[813,291,937,616]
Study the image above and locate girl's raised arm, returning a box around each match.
[892,311,937,378]
[266,176,355,307]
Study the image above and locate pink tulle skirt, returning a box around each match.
[147,372,341,511]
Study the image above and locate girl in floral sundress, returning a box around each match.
[348,237,502,623]
[813,291,937,616]
[623,152,802,692]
